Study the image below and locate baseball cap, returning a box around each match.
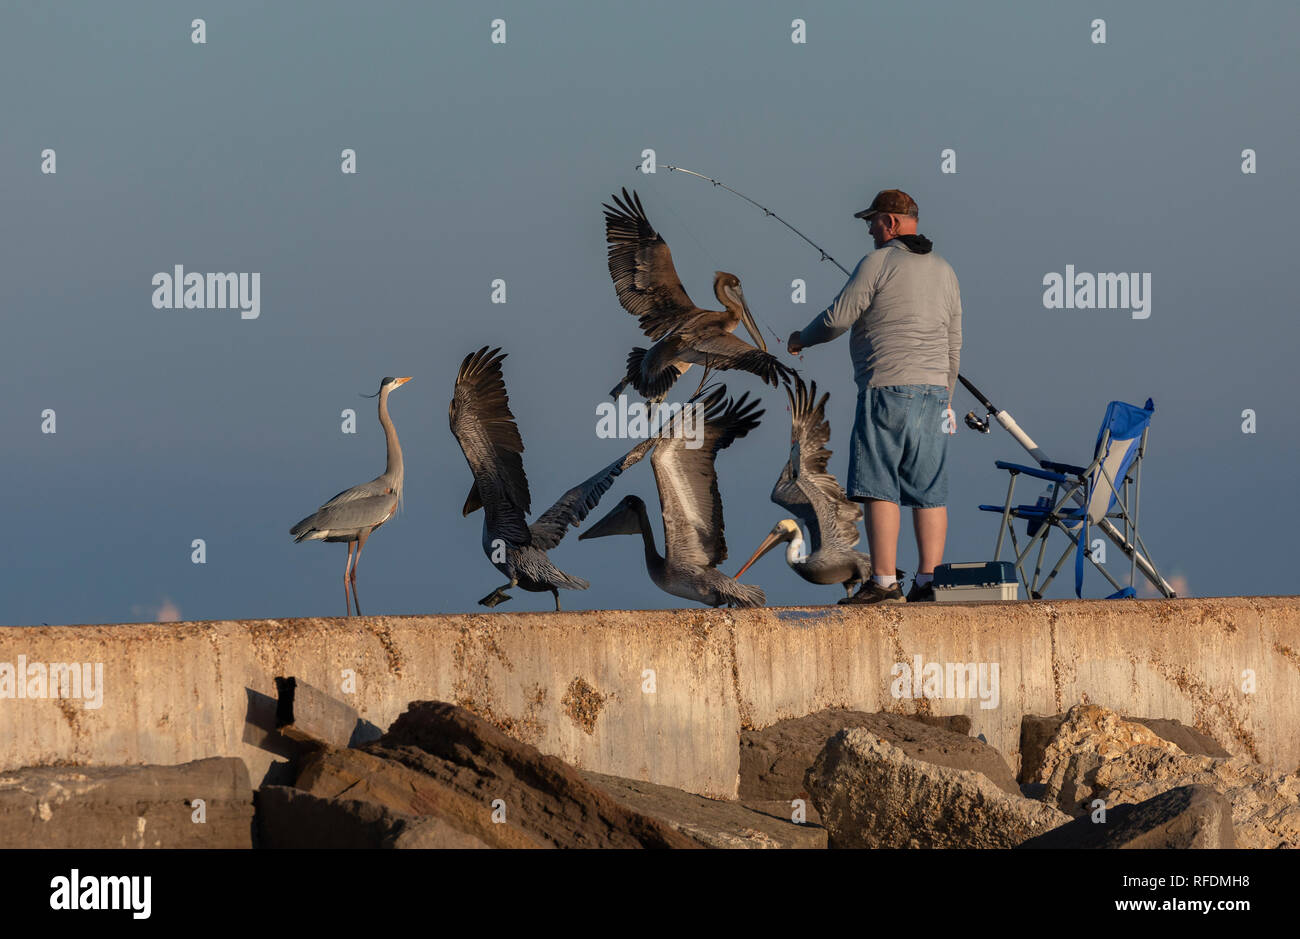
[853,189,919,220]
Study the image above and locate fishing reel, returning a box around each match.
[964,411,991,434]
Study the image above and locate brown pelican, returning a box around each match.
[603,188,797,401]
[291,376,411,616]
[579,386,765,608]
[451,347,655,611]
[735,378,874,599]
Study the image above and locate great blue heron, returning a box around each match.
[580,385,766,608]
[290,376,411,616]
[603,188,797,401]
[451,346,657,611]
[734,377,874,598]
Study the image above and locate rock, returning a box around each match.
[357,701,699,849]
[274,676,380,749]
[742,798,823,828]
[1093,746,1300,849]
[1019,714,1068,784]
[804,729,1069,848]
[255,785,492,849]
[1129,718,1230,759]
[0,758,253,848]
[1018,785,1236,849]
[581,770,826,848]
[740,708,1015,803]
[293,747,543,848]
[1034,705,1182,815]
[1019,710,1229,783]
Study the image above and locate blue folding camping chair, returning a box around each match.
[978,398,1175,599]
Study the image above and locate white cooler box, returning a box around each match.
[932,561,1019,602]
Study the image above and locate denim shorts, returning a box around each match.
[847,384,951,508]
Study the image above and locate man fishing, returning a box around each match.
[787,189,962,604]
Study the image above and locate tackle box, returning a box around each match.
[932,561,1019,602]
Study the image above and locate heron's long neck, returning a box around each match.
[378,390,403,492]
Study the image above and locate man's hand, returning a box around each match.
[787,331,803,356]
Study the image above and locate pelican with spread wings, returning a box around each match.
[579,385,765,608]
[450,346,655,610]
[735,378,873,598]
[603,188,796,401]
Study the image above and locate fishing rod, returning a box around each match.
[658,163,1174,596]
[663,163,997,426]
[663,165,854,278]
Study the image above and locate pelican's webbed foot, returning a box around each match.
[479,587,513,608]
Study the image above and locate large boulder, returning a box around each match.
[1093,746,1300,849]
[292,747,544,848]
[0,758,253,848]
[804,729,1068,848]
[1018,785,1236,849]
[581,770,826,849]
[740,708,1011,804]
[1020,710,1229,783]
[256,785,496,849]
[340,700,698,848]
[1032,705,1182,815]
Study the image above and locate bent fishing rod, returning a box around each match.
[661,164,997,429]
[658,164,1173,595]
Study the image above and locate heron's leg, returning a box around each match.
[351,529,370,616]
[343,541,356,617]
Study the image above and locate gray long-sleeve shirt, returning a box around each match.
[798,238,962,392]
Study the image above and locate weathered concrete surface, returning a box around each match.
[1,597,1297,798]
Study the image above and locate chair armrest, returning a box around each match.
[993,461,1068,484]
[1041,459,1087,477]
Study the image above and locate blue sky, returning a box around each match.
[3,1,1297,624]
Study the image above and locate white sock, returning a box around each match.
[915,572,934,587]
[872,574,898,588]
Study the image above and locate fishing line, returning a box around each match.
[656,163,982,414]
[637,162,831,345]
[644,181,786,345]
[663,164,853,279]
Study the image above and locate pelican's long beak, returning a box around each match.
[738,293,768,352]
[736,528,784,579]
[578,503,640,540]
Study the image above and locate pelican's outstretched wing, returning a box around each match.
[652,386,763,567]
[603,188,699,341]
[688,332,798,389]
[771,378,862,553]
[529,436,658,550]
[448,347,532,546]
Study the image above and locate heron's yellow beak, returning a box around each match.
[395,377,413,386]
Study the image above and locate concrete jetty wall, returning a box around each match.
[2,597,1297,798]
